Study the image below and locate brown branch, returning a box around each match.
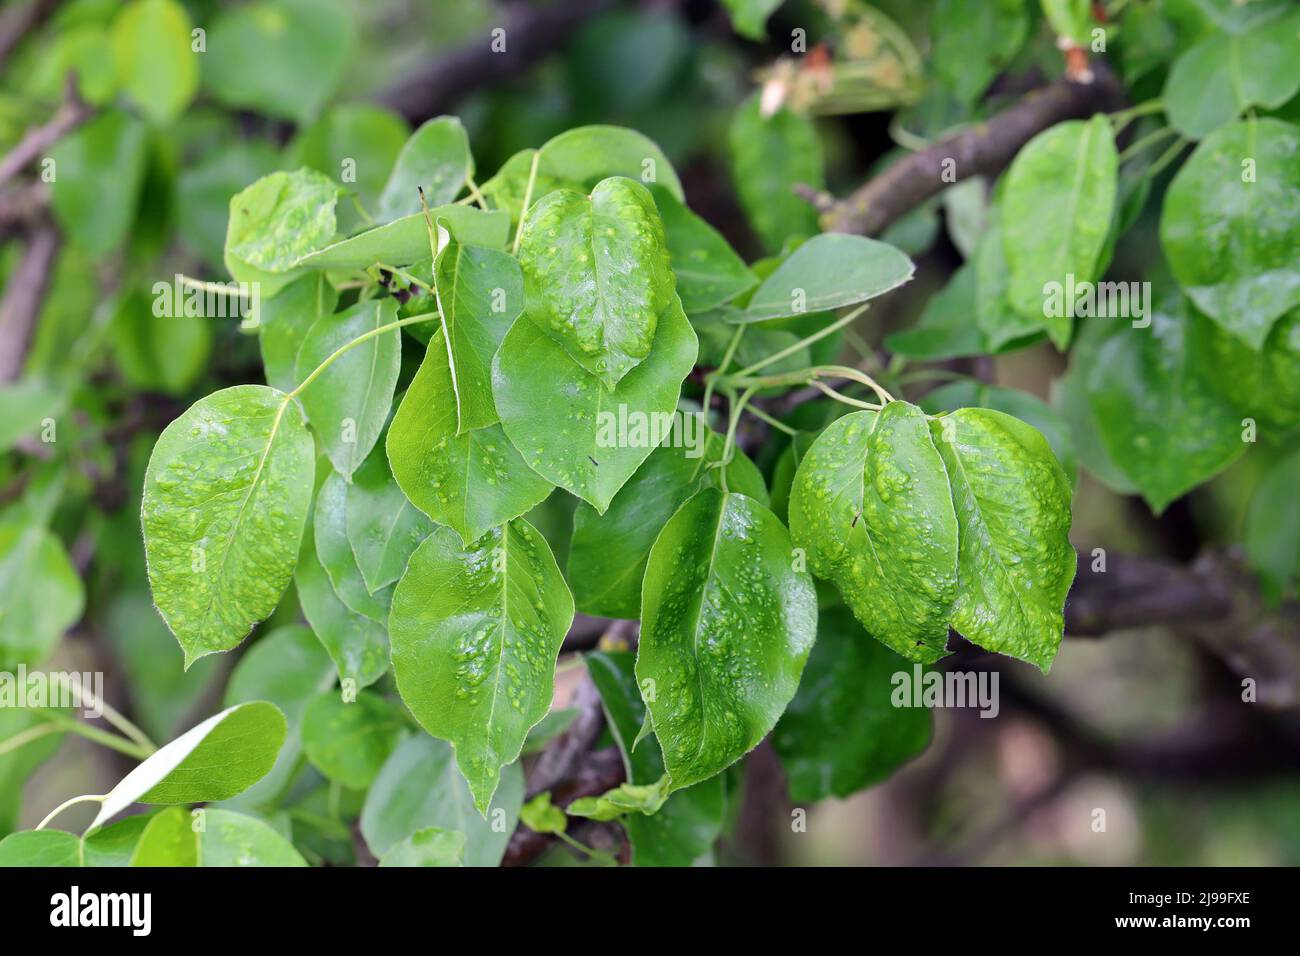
[0,74,91,187]
[378,0,618,124]
[0,0,58,71]
[810,69,1124,236]
[0,223,59,382]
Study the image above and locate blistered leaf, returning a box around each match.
[389,521,574,813]
[568,432,767,619]
[1002,115,1118,347]
[637,489,817,789]
[301,690,403,790]
[379,117,473,219]
[386,330,552,545]
[773,605,932,803]
[224,169,340,296]
[493,296,698,513]
[930,409,1075,672]
[142,386,314,664]
[517,177,674,389]
[294,298,401,480]
[791,403,960,663]
[360,734,523,866]
[89,702,287,831]
[733,233,915,323]
[378,827,465,867]
[1160,119,1300,349]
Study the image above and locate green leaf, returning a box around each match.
[176,139,281,269]
[517,177,674,389]
[568,777,670,821]
[49,111,148,256]
[433,223,525,432]
[142,385,314,664]
[0,518,84,670]
[132,807,308,866]
[520,792,568,834]
[222,624,334,810]
[536,125,684,199]
[389,521,574,814]
[224,169,341,297]
[110,288,211,397]
[773,605,932,803]
[257,273,339,393]
[345,447,436,594]
[719,0,784,40]
[1084,304,1244,512]
[1160,118,1300,349]
[386,330,553,545]
[637,489,817,790]
[290,105,409,221]
[930,409,1076,672]
[296,509,390,688]
[1197,304,1300,434]
[1002,115,1118,347]
[651,186,754,314]
[583,650,726,866]
[82,814,153,866]
[733,233,915,323]
[0,706,66,835]
[360,733,523,866]
[789,404,959,663]
[932,0,1028,103]
[301,690,403,790]
[294,298,401,480]
[294,205,511,270]
[378,826,465,867]
[0,830,82,867]
[0,379,62,454]
[380,117,473,219]
[111,0,197,125]
[1245,448,1300,601]
[202,0,353,125]
[884,263,988,360]
[1163,8,1300,139]
[314,473,391,620]
[89,701,287,831]
[728,94,824,253]
[568,432,768,619]
[493,295,698,513]
[921,381,1078,487]
[976,210,1043,349]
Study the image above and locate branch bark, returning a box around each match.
[804,70,1124,236]
[0,74,91,187]
[0,0,58,71]
[0,223,59,382]
[378,0,618,124]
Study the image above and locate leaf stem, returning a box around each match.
[702,325,746,421]
[729,303,870,379]
[71,684,157,752]
[1109,99,1164,134]
[35,792,106,831]
[464,174,489,211]
[0,721,62,759]
[742,402,798,435]
[511,150,542,257]
[286,311,440,401]
[810,379,882,410]
[45,714,154,761]
[1118,124,1178,163]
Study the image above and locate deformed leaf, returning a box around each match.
[789,403,959,663]
[224,169,341,296]
[389,521,574,814]
[142,385,314,664]
[493,295,698,513]
[568,777,670,821]
[930,408,1076,672]
[519,792,568,834]
[517,177,674,389]
[636,489,817,790]
[386,330,553,546]
[89,701,287,831]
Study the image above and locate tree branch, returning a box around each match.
[0,223,59,382]
[0,74,91,187]
[807,70,1124,236]
[0,0,58,71]
[378,0,618,124]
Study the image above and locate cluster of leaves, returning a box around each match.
[2,0,1299,868]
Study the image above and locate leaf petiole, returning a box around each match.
[34,792,106,831]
